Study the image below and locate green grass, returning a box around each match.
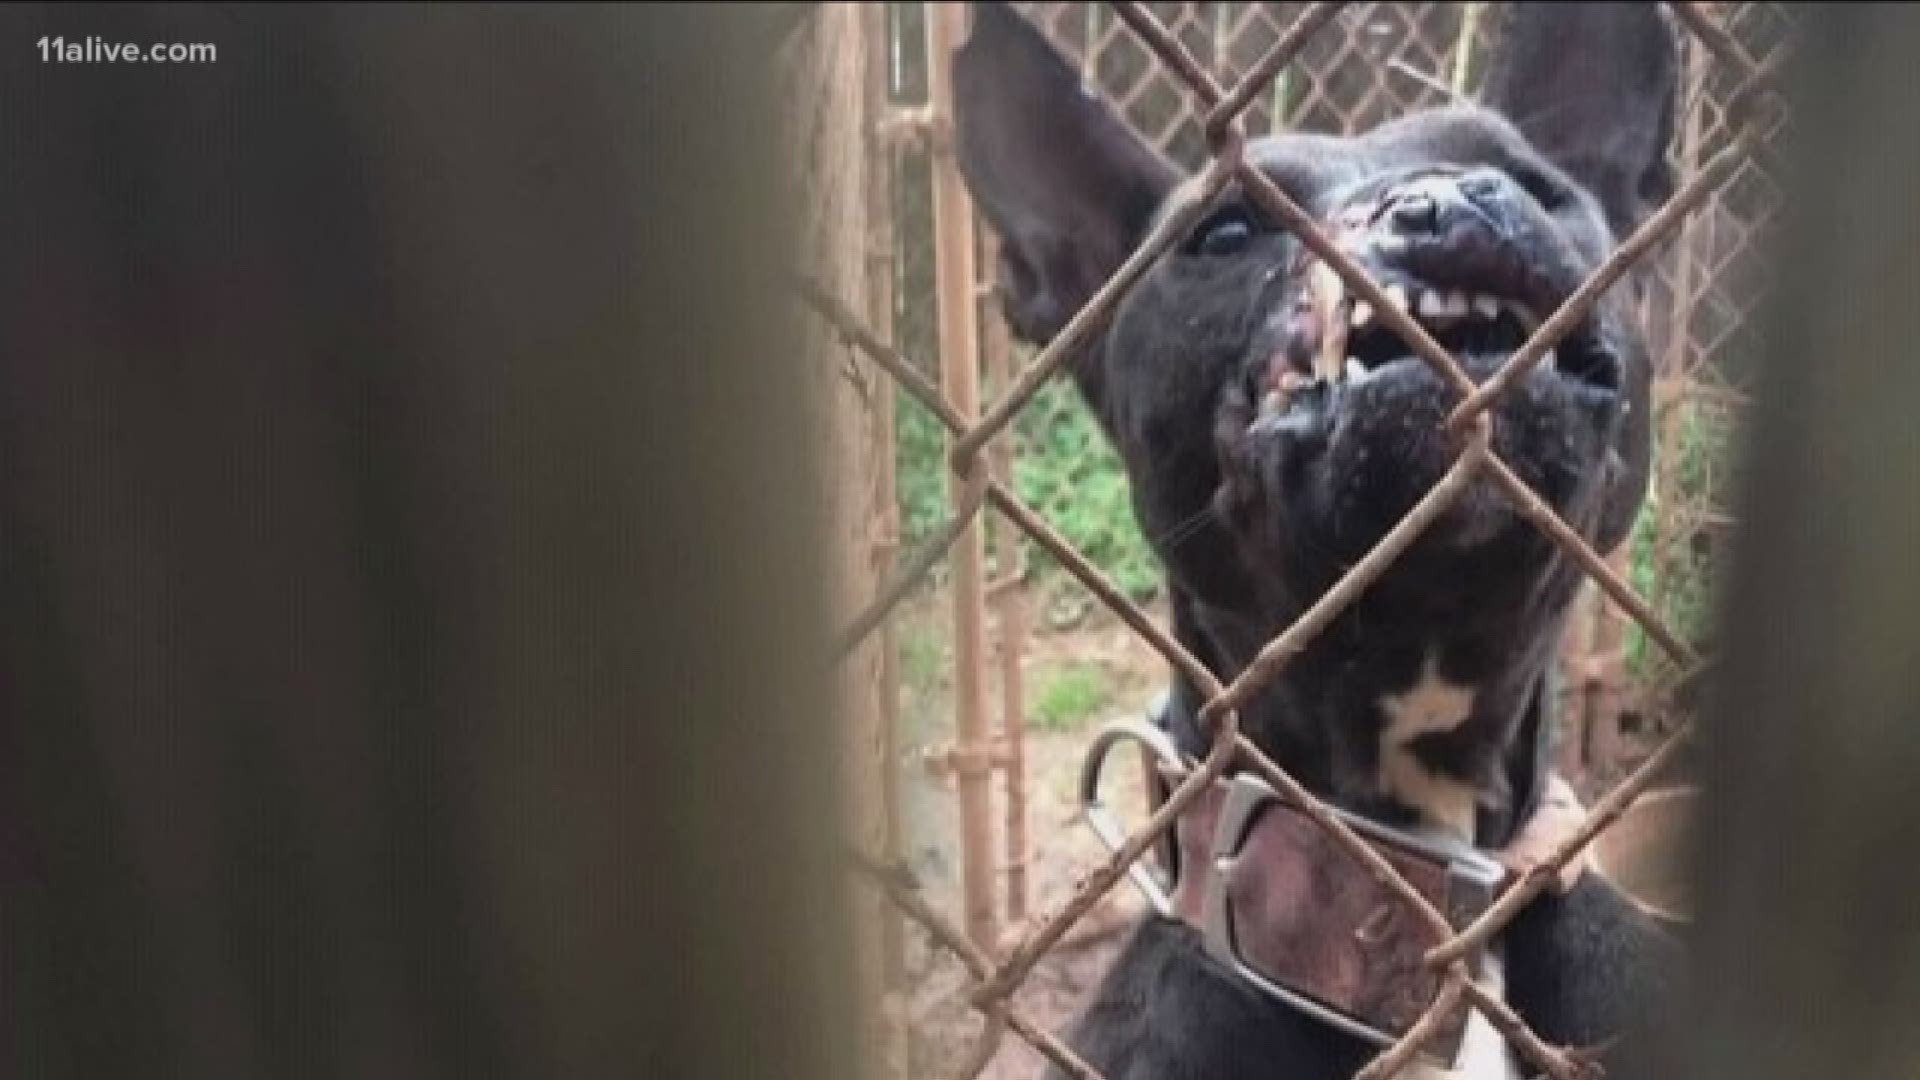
[1031,663,1116,733]
[1012,379,1162,603]
[1625,402,1739,676]
[894,387,953,557]
[899,617,948,695]
[893,614,950,746]
[894,366,1162,606]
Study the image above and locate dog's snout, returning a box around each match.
[1381,171,1508,241]
[1456,168,1507,201]
[1384,191,1438,235]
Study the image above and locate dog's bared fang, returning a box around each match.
[952,4,1686,1078]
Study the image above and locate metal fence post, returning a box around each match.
[980,232,1032,928]
[928,0,999,951]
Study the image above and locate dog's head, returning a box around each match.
[955,3,1679,838]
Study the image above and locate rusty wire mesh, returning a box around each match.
[798,3,1794,1077]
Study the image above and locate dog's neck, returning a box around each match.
[1166,586,1564,849]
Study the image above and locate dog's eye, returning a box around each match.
[1191,208,1257,257]
[1513,166,1570,211]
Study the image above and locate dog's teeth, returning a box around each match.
[1472,293,1500,321]
[1417,290,1448,320]
[1260,389,1285,415]
[1350,301,1374,329]
[1345,357,1367,381]
[1443,291,1469,319]
[1385,284,1410,312]
[1542,348,1558,372]
[1515,305,1541,333]
[1309,262,1350,383]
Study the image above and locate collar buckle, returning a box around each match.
[1199,772,1505,1067]
[1077,708,1514,1070]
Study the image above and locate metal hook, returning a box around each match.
[1078,716,1193,917]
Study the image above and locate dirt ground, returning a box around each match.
[899,722,1146,1080]
[886,583,1684,1080]
[893,588,1163,1080]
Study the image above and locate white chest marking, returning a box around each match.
[1379,660,1514,1078]
[1376,655,1480,839]
[1372,658,1514,1078]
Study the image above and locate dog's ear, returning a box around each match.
[1480,3,1680,238]
[953,2,1180,345]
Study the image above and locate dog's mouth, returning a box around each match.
[1256,260,1619,418]
[1213,216,1635,570]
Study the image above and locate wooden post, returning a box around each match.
[1556,583,1596,779]
[785,5,896,1075]
[1571,33,1715,789]
[1646,22,1713,678]
[928,0,997,951]
[1585,547,1633,780]
[1664,29,1710,393]
[1212,1,1229,80]
[860,4,908,1070]
[1451,2,1481,97]
[980,231,1030,924]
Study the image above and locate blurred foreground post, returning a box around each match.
[782,2,904,1075]
[1679,5,1920,1078]
[0,5,861,1079]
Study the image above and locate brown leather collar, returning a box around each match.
[1157,767,1592,1063]
[1077,709,1592,1065]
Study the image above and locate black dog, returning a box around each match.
[952,4,1686,1077]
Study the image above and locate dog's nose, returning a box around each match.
[1385,191,1438,234]
[1380,171,1505,239]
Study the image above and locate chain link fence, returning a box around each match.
[796,3,1794,1077]
[886,2,1789,782]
